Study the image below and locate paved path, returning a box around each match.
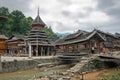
[1,56,55,62]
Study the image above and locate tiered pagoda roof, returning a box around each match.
[27,8,51,46]
[32,15,45,27]
[32,8,45,28]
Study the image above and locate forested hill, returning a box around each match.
[0,7,58,38]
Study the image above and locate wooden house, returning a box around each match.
[113,33,120,51]
[0,16,7,20]
[7,34,25,56]
[0,35,7,54]
[55,29,117,55]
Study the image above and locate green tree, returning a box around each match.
[9,10,25,34]
[0,7,9,16]
[0,7,33,36]
[21,17,33,35]
[9,10,33,36]
[0,7,57,38]
[0,7,9,35]
[44,26,58,38]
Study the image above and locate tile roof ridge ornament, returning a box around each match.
[38,7,39,16]
[32,7,45,27]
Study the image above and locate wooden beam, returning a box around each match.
[40,46,41,56]
[28,43,32,57]
[47,47,49,56]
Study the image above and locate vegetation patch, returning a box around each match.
[96,68,120,80]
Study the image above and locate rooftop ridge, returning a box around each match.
[32,8,45,27]
[38,7,39,16]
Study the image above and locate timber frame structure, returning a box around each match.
[56,29,117,56]
[0,35,7,54]
[7,34,25,56]
[26,8,54,57]
[114,33,120,51]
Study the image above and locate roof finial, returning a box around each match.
[38,7,39,16]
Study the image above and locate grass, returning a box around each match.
[0,69,39,80]
[110,68,120,80]
[96,68,120,80]
[0,65,70,80]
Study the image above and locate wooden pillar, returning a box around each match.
[78,43,80,52]
[41,46,43,56]
[88,41,91,57]
[62,45,64,51]
[0,54,2,72]
[28,43,32,57]
[72,44,74,53]
[63,45,65,53]
[77,43,79,52]
[67,45,69,52]
[66,45,68,53]
[74,44,76,52]
[47,47,49,56]
[98,42,100,54]
[24,47,27,54]
[67,45,69,53]
[65,45,67,53]
[36,46,38,56]
[62,45,63,51]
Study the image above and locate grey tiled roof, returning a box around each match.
[32,15,45,26]
[0,16,7,20]
[64,30,89,40]
[0,35,8,39]
[115,33,120,38]
[8,34,25,41]
[56,29,116,45]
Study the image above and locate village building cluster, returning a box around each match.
[0,10,120,57]
[56,29,120,55]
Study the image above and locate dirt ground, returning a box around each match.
[0,68,114,80]
[0,65,70,80]
[73,69,114,80]
[82,69,113,80]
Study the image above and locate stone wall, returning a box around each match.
[79,60,106,73]
[1,58,54,73]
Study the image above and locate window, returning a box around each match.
[106,37,112,42]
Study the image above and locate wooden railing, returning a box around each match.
[0,41,7,54]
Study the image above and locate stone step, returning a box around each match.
[69,59,90,73]
[81,60,88,63]
[81,57,88,60]
[67,54,99,73]
[70,64,85,72]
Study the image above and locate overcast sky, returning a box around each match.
[0,0,120,33]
